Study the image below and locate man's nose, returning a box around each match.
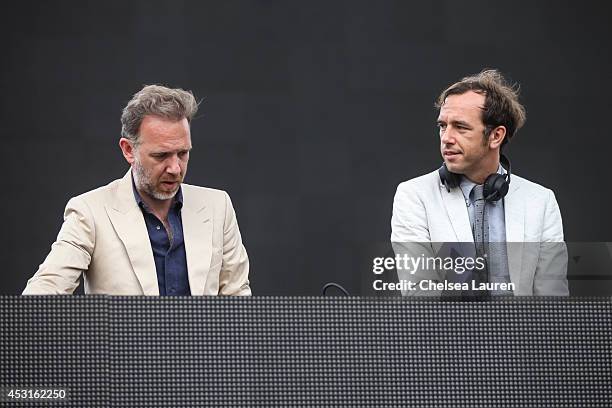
[166,155,181,175]
[440,128,455,145]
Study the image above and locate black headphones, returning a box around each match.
[438,154,512,202]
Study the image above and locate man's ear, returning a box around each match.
[488,126,507,150]
[119,138,137,165]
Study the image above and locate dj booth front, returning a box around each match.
[2,296,610,407]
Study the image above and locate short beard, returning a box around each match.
[132,157,178,201]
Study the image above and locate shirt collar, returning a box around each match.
[131,174,183,211]
[459,164,505,203]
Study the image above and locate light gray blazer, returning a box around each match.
[391,170,568,296]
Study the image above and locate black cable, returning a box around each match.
[321,283,350,297]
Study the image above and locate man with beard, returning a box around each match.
[23,85,250,295]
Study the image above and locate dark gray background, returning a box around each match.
[2,1,611,295]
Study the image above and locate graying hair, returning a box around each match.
[121,84,199,145]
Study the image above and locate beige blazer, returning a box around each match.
[23,170,251,295]
[391,170,568,296]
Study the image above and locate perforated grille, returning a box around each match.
[2,297,611,407]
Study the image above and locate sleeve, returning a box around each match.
[533,189,569,296]
[391,181,431,243]
[22,196,95,295]
[218,192,251,296]
[391,181,442,296]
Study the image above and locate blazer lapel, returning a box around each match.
[504,182,525,292]
[440,183,474,242]
[181,187,212,296]
[105,170,159,295]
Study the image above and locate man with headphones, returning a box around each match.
[391,70,568,296]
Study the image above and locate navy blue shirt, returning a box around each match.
[132,180,191,296]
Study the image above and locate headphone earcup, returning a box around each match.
[483,173,509,201]
[438,163,461,190]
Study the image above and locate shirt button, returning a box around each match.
[156,226,161,230]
